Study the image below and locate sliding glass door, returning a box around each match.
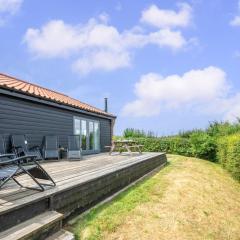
[73,117,100,154]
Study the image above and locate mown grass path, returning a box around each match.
[68,155,240,240]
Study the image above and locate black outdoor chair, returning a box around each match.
[0,134,6,155]
[43,135,59,160]
[11,135,42,160]
[0,134,16,159]
[67,135,82,160]
[0,155,56,191]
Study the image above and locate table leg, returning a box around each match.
[138,146,142,154]
[109,144,115,155]
[125,144,132,155]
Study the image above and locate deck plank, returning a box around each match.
[0,153,161,214]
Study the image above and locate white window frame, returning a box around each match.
[73,116,100,154]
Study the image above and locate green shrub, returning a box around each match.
[189,131,217,161]
[216,134,240,181]
[169,137,192,156]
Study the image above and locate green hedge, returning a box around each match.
[217,134,240,181]
[118,122,240,181]
[132,133,216,161]
[132,137,192,156]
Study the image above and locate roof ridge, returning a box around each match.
[0,72,69,97]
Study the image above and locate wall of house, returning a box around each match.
[0,94,112,153]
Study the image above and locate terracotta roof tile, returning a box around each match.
[0,73,115,118]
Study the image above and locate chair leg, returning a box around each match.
[0,175,14,188]
[0,168,20,189]
[13,176,43,192]
[18,165,45,191]
[12,177,24,188]
[34,161,56,186]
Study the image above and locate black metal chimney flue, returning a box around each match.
[104,97,108,112]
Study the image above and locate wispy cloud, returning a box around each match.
[230,0,240,26]
[0,0,22,26]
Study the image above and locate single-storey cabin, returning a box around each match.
[0,73,116,155]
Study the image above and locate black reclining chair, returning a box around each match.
[0,134,15,159]
[11,135,42,160]
[43,136,59,160]
[0,134,6,156]
[67,135,82,160]
[0,154,56,191]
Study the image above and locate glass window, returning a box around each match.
[81,120,87,150]
[74,119,80,135]
[89,121,94,150]
[94,122,100,151]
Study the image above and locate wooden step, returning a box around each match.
[46,229,74,240]
[0,211,63,240]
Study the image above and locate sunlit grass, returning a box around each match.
[68,155,240,240]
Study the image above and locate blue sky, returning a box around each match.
[0,0,240,135]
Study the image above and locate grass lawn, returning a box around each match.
[68,155,240,240]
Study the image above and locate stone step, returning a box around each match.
[46,229,75,240]
[0,211,63,240]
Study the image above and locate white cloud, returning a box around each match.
[72,50,131,74]
[23,16,190,74]
[230,0,240,26]
[148,28,187,49]
[122,66,240,121]
[23,19,124,58]
[23,20,85,58]
[141,3,192,28]
[23,2,196,74]
[0,0,22,25]
[24,19,188,56]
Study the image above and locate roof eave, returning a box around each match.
[0,87,117,120]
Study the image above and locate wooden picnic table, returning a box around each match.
[106,140,143,155]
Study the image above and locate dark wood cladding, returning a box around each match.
[0,94,112,152]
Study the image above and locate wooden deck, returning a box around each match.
[0,152,167,234]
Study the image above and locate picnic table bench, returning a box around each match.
[105,140,143,155]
